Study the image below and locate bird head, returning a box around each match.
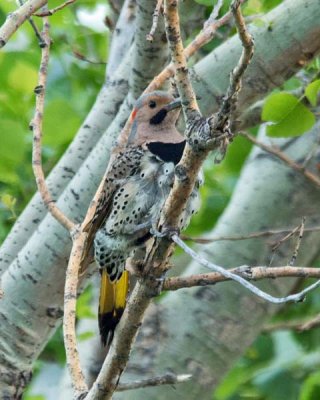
[128,91,183,145]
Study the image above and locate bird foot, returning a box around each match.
[150,226,180,239]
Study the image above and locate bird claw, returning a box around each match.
[150,226,180,239]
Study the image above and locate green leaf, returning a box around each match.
[300,371,320,400]
[76,286,95,319]
[78,331,95,341]
[1,194,17,218]
[0,119,25,169]
[43,99,81,146]
[8,61,38,93]
[262,92,315,137]
[305,79,320,107]
[194,0,218,6]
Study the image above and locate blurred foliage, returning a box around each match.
[0,0,107,243]
[0,0,319,399]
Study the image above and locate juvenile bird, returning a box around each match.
[93,91,201,346]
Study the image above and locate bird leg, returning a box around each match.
[150,225,180,239]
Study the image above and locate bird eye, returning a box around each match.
[149,100,156,109]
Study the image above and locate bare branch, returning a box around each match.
[164,0,199,119]
[0,0,47,48]
[172,234,320,304]
[63,229,89,398]
[146,2,241,93]
[289,217,305,266]
[271,224,301,252]
[213,0,254,132]
[264,314,320,333]
[30,18,75,232]
[30,18,86,396]
[35,0,77,17]
[181,224,320,244]
[164,265,320,291]
[17,0,45,46]
[117,373,192,392]
[205,0,224,26]
[146,0,163,42]
[241,131,320,188]
[85,280,161,400]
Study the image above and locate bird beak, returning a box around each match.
[165,98,181,112]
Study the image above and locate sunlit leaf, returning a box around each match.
[305,79,320,107]
[262,92,315,137]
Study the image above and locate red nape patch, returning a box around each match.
[130,108,137,122]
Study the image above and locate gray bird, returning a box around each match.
[92,91,202,345]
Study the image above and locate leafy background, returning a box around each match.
[0,0,320,399]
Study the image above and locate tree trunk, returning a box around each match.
[0,0,319,396]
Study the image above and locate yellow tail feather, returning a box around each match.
[98,270,129,346]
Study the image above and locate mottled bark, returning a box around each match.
[129,0,168,97]
[0,0,320,397]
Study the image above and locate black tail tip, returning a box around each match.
[98,308,125,347]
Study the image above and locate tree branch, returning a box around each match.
[241,131,320,188]
[35,0,77,17]
[30,18,75,232]
[172,234,320,304]
[0,0,47,47]
[164,265,320,291]
[16,0,45,47]
[117,373,192,392]
[181,225,320,244]
[264,314,320,333]
[146,0,163,42]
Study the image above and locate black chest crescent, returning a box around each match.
[147,141,186,165]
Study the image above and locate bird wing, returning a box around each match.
[80,146,145,271]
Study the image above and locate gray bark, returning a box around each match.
[0,0,320,397]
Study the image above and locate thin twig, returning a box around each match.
[117,373,192,392]
[264,314,320,333]
[204,0,224,28]
[146,1,245,93]
[0,0,47,48]
[241,131,320,188]
[146,0,163,42]
[72,50,107,65]
[63,156,121,396]
[35,0,77,17]
[17,0,45,46]
[30,18,75,232]
[164,265,320,291]
[271,225,301,252]
[213,0,254,131]
[164,0,199,119]
[289,217,305,266]
[181,224,320,244]
[172,234,320,304]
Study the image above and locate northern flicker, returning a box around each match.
[93,91,201,345]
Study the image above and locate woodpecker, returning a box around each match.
[92,91,201,346]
